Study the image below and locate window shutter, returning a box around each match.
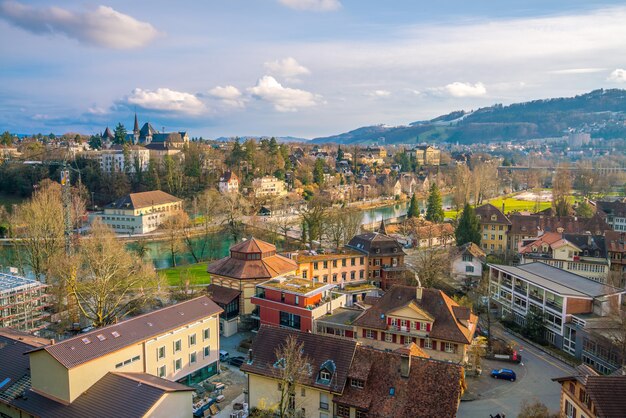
[440,342,446,352]
[362,329,366,338]
[426,323,431,332]
[420,338,425,348]
[372,331,377,340]
[416,322,421,330]
[392,334,397,343]
[432,341,437,350]
[387,317,392,326]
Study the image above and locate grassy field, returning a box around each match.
[443,194,577,220]
[159,262,211,286]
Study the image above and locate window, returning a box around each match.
[319,392,329,410]
[365,329,374,339]
[190,352,197,364]
[462,254,473,262]
[157,346,165,360]
[424,338,432,349]
[280,311,301,329]
[203,328,210,341]
[333,274,338,282]
[444,342,455,353]
[351,379,364,389]
[360,257,364,265]
[466,265,475,273]
[174,358,182,371]
[356,411,368,418]
[204,346,210,358]
[565,400,576,418]
[189,334,197,346]
[320,370,331,381]
[337,404,350,417]
[323,261,328,268]
[301,387,306,397]
[359,270,364,279]
[351,258,356,266]
[351,271,356,280]
[342,259,346,267]
[333,260,338,268]
[323,275,328,283]
[314,262,319,269]
[158,365,166,378]
[174,339,182,353]
[303,270,308,279]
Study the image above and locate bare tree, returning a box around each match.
[552,163,572,216]
[222,193,252,242]
[299,200,328,249]
[407,248,450,288]
[54,220,165,327]
[518,398,559,418]
[451,165,472,210]
[161,210,190,267]
[273,335,312,418]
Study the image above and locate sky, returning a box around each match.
[1,0,626,139]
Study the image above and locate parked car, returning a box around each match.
[476,326,490,338]
[490,368,516,382]
[219,350,229,362]
[228,356,246,368]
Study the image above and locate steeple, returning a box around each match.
[133,113,140,144]
[378,219,387,235]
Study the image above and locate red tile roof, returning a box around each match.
[333,346,464,417]
[230,237,277,254]
[241,326,357,394]
[352,286,477,345]
[29,296,222,369]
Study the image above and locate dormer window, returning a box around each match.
[317,359,336,385]
[274,358,286,369]
[351,378,365,389]
[320,370,331,381]
[491,215,497,221]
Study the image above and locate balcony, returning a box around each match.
[501,280,512,289]
[545,300,563,312]
[528,292,543,303]
[250,307,260,319]
[513,285,527,296]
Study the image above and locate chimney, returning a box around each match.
[416,287,423,301]
[502,202,505,214]
[400,354,411,378]
[247,348,253,364]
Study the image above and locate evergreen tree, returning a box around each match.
[336,145,344,161]
[313,158,325,187]
[88,134,102,150]
[425,182,444,223]
[455,203,481,246]
[407,193,420,218]
[113,123,127,145]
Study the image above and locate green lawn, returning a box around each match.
[158,262,211,286]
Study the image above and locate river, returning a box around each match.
[0,196,452,272]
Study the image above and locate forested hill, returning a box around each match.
[312,89,626,145]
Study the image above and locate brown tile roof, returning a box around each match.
[475,203,511,225]
[508,213,610,236]
[333,346,464,418]
[230,237,278,254]
[596,200,626,218]
[207,284,241,305]
[0,329,50,399]
[105,190,182,210]
[29,296,222,369]
[352,286,477,345]
[605,231,626,253]
[11,372,192,418]
[241,326,357,394]
[207,240,297,280]
[347,232,406,257]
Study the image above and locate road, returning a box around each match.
[458,325,575,418]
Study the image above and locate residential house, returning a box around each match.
[506,212,610,257]
[488,262,625,360]
[412,145,441,166]
[218,170,239,194]
[350,286,477,363]
[241,326,465,418]
[450,242,486,284]
[207,238,297,321]
[251,277,346,332]
[552,365,626,418]
[252,176,288,198]
[92,144,150,173]
[346,225,407,290]
[0,272,49,333]
[597,200,626,232]
[207,284,241,337]
[1,296,221,418]
[411,221,455,249]
[94,190,183,234]
[518,232,609,283]
[365,146,387,158]
[292,250,368,286]
[475,203,511,256]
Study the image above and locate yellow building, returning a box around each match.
[252,175,288,198]
[553,364,626,418]
[475,203,511,255]
[0,297,221,418]
[94,190,183,234]
[412,145,441,166]
[293,250,367,285]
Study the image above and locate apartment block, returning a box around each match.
[0,272,49,333]
[475,203,510,256]
[293,250,368,285]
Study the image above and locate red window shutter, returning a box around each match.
[381,332,385,341]
[392,334,397,343]
[362,329,366,338]
[440,342,446,351]
[432,341,437,350]
[426,323,431,332]
[387,316,392,326]
[412,337,417,344]
[420,338,425,348]
[416,322,421,330]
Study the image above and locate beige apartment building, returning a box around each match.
[412,145,441,166]
[293,250,368,285]
[94,190,183,234]
[1,296,221,417]
[251,175,288,198]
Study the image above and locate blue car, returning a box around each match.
[490,368,516,382]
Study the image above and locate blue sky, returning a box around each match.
[1,0,626,138]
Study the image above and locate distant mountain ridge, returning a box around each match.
[312,89,626,145]
[214,135,309,143]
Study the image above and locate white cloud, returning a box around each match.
[86,106,108,115]
[278,0,341,12]
[248,76,319,112]
[125,88,205,114]
[608,69,626,83]
[264,57,311,81]
[0,1,159,49]
[549,68,605,75]
[443,82,487,98]
[367,90,391,98]
[208,85,245,108]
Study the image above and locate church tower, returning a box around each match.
[133,113,140,144]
